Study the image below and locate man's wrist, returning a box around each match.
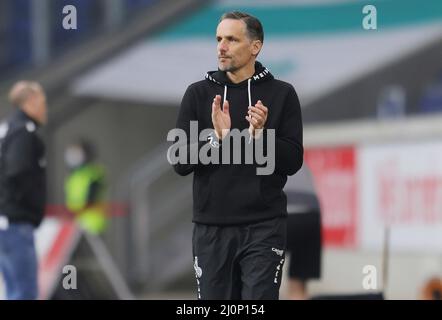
[215,129,230,140]
[249,126,264,139]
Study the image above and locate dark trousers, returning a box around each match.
[192,216,287,300]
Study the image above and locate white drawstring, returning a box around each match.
[222,80,254,143]
[247,79,253,144]
[247,79,252,107]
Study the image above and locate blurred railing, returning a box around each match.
[113,143,194,292]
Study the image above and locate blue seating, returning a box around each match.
[0,0,159,75]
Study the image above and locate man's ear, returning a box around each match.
[252,40,263,57]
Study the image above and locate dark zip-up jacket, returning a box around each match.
[0,109,46,227]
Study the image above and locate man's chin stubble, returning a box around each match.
[219,65,237,72]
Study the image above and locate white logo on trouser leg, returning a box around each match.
[194,256,202,278]
[194,257,203,299]
[272,247,284,257]
[274,258,285,284]
[271,248,285,284]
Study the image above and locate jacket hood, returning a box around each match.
[205,61,274,113]
[205,61,274,87]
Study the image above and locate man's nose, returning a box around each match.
[218,40,228,52]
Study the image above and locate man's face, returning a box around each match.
[26,91,47,125]
[216,19,260,72]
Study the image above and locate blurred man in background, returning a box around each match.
[64,139,107,236]
[0,81,47,300]
[284,164,322,300]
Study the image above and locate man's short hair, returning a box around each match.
[8,81,43,108]
[220,11,264,43]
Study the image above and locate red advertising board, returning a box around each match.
[305,146,357,248]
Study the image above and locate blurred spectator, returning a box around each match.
[377,85,406,119]
[0,81,47,300]
[284,164,322,300]
[419,73,442,114]
[64,139,107,235]
[421,276,442,300]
